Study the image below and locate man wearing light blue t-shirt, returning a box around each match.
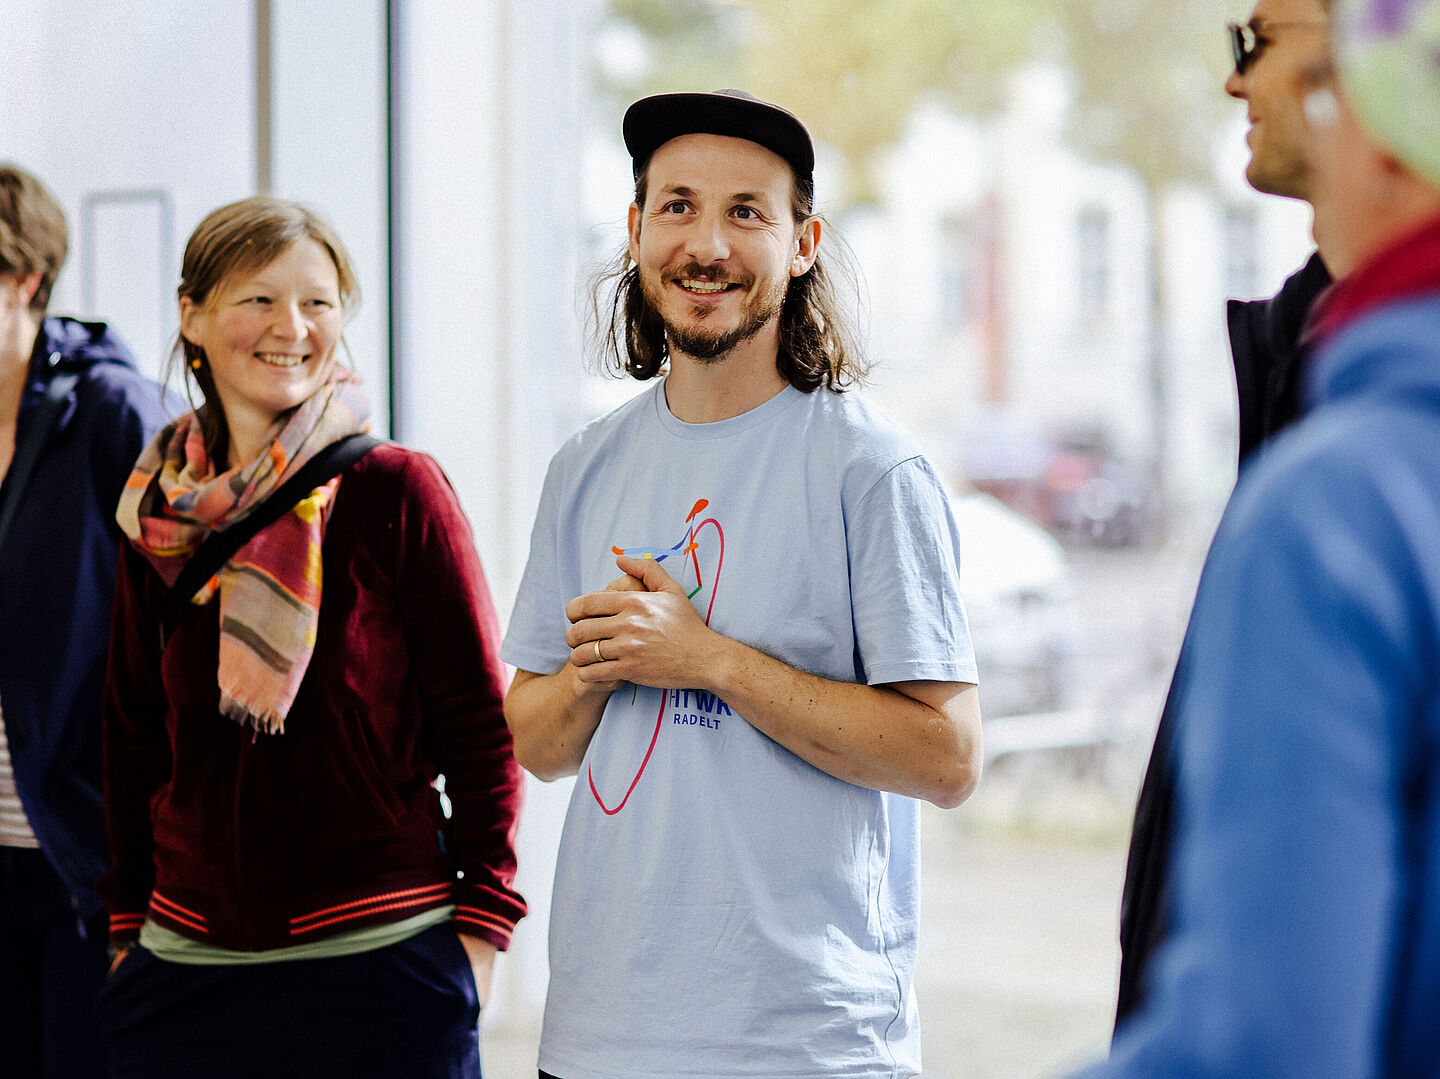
[502,89,983,1079]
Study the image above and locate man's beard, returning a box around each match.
[640,262,788,362]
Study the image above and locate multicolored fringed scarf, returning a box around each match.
[117,373,371,734]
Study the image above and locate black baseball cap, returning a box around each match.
[622,89,815,187]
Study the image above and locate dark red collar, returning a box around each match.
[1308,214,1440,346]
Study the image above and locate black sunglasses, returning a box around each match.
[1228,22,1259,75]
[1228,19,1329,77]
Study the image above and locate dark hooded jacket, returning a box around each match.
[1114,252,1332,1027]
[0,316,170,915]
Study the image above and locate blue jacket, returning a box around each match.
[1088,292,1440,1076]
[0,317,171,914]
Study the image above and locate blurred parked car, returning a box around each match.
[962,424,1160,548]
[950,489,1079,718]
[1043,437,1157,548]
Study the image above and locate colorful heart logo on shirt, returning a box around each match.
[589,498,725,815]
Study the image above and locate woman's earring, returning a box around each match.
[191,358,202,371]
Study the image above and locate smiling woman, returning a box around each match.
[170,199,359,467]
[97,197,526,1078]
[178,238,345,468]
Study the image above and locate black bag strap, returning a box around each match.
[0,370,80,559]
[161,432,382,641]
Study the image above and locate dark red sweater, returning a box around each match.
[102,445,526,952]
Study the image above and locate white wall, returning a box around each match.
[1,1,393,412]
[391,0,592,1030]
[270,0,391,430]
[2,0,254,383]
[392,0,584,612]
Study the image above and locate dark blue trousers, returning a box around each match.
[0,847,110,1079]
[98,922,481,1079]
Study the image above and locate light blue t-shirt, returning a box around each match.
[502,381,977,1079]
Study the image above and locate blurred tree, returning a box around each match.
[597,0,1050,203]
[596,0,738,99]
[738,0,1053,203]
[1060,0,1233,191]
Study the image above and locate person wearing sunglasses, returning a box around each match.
[1227,3,1334,199]
[1084,0,1440,1071]
[1114,0,1344,1030]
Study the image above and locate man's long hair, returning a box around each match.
[591,161,868,392]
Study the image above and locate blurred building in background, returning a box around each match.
[846,67,1314,543]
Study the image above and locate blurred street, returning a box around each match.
[912,540,1206,1078]
[482,540,1209,1078]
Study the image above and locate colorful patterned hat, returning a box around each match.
[1337,0,1440,185]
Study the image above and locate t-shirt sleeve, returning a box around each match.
[848,455,978,687]
[501,450,573,676]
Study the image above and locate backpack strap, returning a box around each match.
[160,433,383,643]
[0,370,80,558]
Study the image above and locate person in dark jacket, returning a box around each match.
[0,164,172,1078]
[1114,0,1343,1027]
[98,197,525,1079]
